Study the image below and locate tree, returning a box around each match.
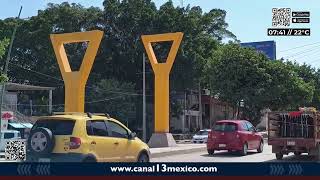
[86,78,137,127]
[205,43,315,124]
[264,60,314,111]
[0,38,9,82]
[0,0,235,102]
[0,1,237,129]
[285,62,320,109]
[0,3,104,107]
[205,43,270,123]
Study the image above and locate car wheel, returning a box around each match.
[294,152,302,156]
[276,153,283,160]
[257,140,264,153]
[27,127,55,156]
[137,152,149,162]
[240,143,248,156]
[207,149,214,155]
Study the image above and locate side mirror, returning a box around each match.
[129,132,136,140]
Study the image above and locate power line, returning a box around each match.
[282,45,320,59]
[85,95,129,104]
[6,103,65,107]
[289,50,320,63]
[9,62,64,83]
[4,94,140,107]
[9,61,152,96]
[305,58,320,66]
[279,41,320,53]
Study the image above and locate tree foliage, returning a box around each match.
[1,0,320,126]
[0,1,236,124]
[87,78,136,125]
[0,38,9,82]
[205,44,316,123]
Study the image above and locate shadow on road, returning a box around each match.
[201,150,259,158]
[264,154,317,162]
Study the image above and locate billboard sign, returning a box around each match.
[240,41,276,60]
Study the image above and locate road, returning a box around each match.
[151,144,317,162]
[0,144,316,163]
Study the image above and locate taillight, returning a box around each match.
[69,137,81,149]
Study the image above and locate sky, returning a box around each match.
[1,0,320,68]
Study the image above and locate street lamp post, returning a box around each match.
[142,53,146,142]
[239,99,244,119]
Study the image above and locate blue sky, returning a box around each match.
[1,0,320,68]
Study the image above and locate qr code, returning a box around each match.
[272,8,291,27]
[5,140,26,161]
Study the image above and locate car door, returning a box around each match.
[106,120,134,162]
[245,122,259,149]
[250,123,262,148]
[239,122,251,147]
[86,120,116,162]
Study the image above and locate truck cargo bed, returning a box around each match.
[268,111,320,140]
[267,111,320,160]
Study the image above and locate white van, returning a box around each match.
[0,130,21,152]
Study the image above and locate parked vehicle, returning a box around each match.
[207,120,264,156]
[268,109,320,160]
[27,112,150,162]
[0,130,22,152]
[192,129,211,143]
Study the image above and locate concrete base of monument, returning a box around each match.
[148,133,177,148]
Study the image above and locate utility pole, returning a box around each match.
[182,91,186,133]
[198,82,202,129]
[182,90,190,133]
[0,6,22,139]
[142,53,146,142]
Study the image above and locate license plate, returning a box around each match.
[219,144,226,148]
[287,141,296,146]
[39,158,51,162]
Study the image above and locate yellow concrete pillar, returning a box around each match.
[50,30,103,112]
[141,32,183,133]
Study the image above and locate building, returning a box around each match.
[1,83,55,138]
[201,95,236,129]
[241,41,276,60]
[170,90,235,133]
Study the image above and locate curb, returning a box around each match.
[151,146,207,158]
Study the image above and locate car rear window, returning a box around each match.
[214,122,237,132]
[32,119,75,135]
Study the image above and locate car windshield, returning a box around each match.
[196,131,209,135]
[214,122,237,132]
[32,119,75,135]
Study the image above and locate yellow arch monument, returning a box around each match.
[142,32,183,147]
[50,30,103,112]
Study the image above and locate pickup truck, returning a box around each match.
[268,110,320,160]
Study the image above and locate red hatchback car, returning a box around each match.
[207,120,264,156]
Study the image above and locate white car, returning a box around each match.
[192,129,211,143]
[0,130,22,152]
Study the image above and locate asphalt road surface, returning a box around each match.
[151,144,318,162]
